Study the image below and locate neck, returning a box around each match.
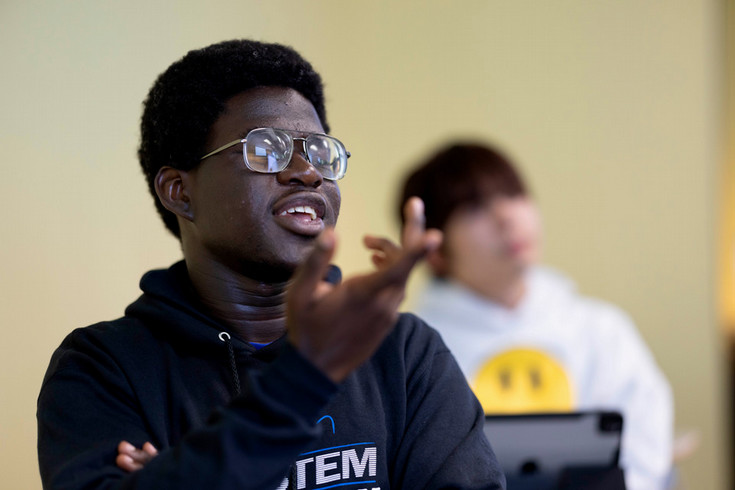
[453,266,529,309]
[185,256,291,344]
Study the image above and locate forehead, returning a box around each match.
[208,87,325,144]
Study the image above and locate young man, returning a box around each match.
[397,142,673,490]
[36,41,505,489]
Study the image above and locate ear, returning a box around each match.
[425,245,450,277]
[154,166,194,222]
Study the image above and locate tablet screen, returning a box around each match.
[483,411,622,478]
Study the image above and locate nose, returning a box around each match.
[276,146,323,188]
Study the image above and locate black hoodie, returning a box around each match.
[37,261,505,489]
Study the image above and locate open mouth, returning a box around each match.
[279,205,318,221]
[273,194,328,237]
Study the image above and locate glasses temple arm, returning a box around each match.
[200,139,245,161]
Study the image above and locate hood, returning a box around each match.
[124,261,266,358]
[523,266,577,316]
[123,261,343,361]
[417,265,578,331]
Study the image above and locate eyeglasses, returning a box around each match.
[200,127,350,181]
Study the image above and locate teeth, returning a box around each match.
[280,205,317,220]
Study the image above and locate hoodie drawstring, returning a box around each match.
[218,332,241,397]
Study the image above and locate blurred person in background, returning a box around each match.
[396,141,673,490]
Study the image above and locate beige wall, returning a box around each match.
[1,1,728,488]
[723,0,735,332]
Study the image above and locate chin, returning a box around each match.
[509,245,538,266]
[234,236,322,283]
[231,257,299,284]
[275,247,320,277]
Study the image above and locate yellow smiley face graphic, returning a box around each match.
[471,348,574,413]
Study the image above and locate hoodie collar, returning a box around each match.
[124,261,341,360]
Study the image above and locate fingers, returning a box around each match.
[402,197,427,249]
[357,198,442,293]
[393,197,441,273]
[117,441,145,472]
[117,440,159,472]
[402,197,442,254]
[117,453,143,472]
[142,442,159,456]
[288,228,337,306]
[313,280,335,300]
[364,235,401,269]
[118,440,136,456]
[363,235,400,254]
[360,240,426,294]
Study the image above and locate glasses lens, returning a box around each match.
[244,129,292,173]
[305,135,348,180]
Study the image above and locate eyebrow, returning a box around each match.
[236,127,257,140]
[235,127,328,140]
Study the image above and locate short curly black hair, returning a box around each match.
[138,39,329,238]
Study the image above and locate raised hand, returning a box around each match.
[363,197,442,271]
[287,197,442,382]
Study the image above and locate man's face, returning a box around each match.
[181,86,341,281]
[441,196,541,282]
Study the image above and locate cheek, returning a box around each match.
[512,207,542,263]
[445,220,503,261]
[194,170,264,235]
[326,183,341,220]
[518,207,542,243]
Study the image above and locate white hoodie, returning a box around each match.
[415,266,673,490]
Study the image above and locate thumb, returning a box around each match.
[288,228,337,305]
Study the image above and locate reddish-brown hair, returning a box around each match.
[399,142,528,230]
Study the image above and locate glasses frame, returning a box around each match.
[200,127,350,181]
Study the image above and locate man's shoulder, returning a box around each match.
[43,316,157,383]
[391,312,443,344]
[532,267,636,325]
[63,316,154,350]
[372,312,450,369]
